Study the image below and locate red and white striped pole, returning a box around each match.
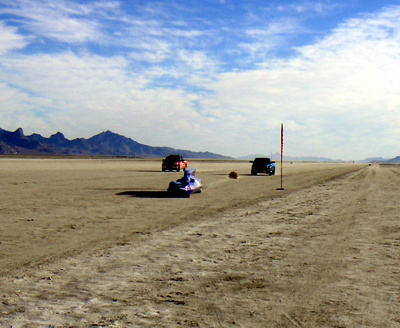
[278,123,284,190]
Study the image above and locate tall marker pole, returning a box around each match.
[277,123,284,190]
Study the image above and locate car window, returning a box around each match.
[166,155,181,161]
[254,158,270,164]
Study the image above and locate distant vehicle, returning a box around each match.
[167,169,202,197]
[162,155,188,172]
[250,157,275,176]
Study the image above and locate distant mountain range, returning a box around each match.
[238,153,400,164]
[385,156,400,164]
[0,127,231,159]
[237,153,338,162]
[1,127,399,163]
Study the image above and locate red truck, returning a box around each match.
[161,155,188,172]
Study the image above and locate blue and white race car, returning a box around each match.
[167,169,202,197]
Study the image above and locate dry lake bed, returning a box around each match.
[0,158,399,327]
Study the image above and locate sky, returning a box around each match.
[1,0,400,160]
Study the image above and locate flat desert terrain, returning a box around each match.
[0,158,399,327]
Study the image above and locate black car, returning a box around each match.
[250,157,275,176]
[161,155,188,172]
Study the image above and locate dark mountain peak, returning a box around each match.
[96,130,113,135]
[387,156,400,164]
[1,127,40,150]
[99,130,121,137]
[4,128,26,142]
[49,131,67,142]
[27,133,46,142]
[29,133,43,138]
[11,128,25,138]
[90,130,129,143]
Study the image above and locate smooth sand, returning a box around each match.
[1,158,399,327]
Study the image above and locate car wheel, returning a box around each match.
[251,171,257,175]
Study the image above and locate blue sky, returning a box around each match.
[1,0,400,160]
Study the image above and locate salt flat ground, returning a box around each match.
[0,158,399,327]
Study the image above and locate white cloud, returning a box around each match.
[235,14,307,64]
[178,49,218,71]
[0,82,54,132]
[0,0,117,43]
[0,51,207,146]
[32,17,100,43]
[194,6,400,158]
[0,22,29,54]
[1,2,400,159]
[276,1,343,15]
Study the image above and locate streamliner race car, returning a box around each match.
[167,169,202,197]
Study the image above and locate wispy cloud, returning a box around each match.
[0,22,29,54]
[275,1,343,15]
[0,0,120,43]
[199,6,400,158]
[1,1,400,159]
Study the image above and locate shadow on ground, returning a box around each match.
[242,174,274,177]
[124,170,169,173]
[117,190,188,198]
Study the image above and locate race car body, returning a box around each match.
[167,169,202,197]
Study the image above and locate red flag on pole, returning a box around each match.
[281,123,284,153]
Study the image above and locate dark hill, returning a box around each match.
[386,156,400,164]
[0,127,231,159]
